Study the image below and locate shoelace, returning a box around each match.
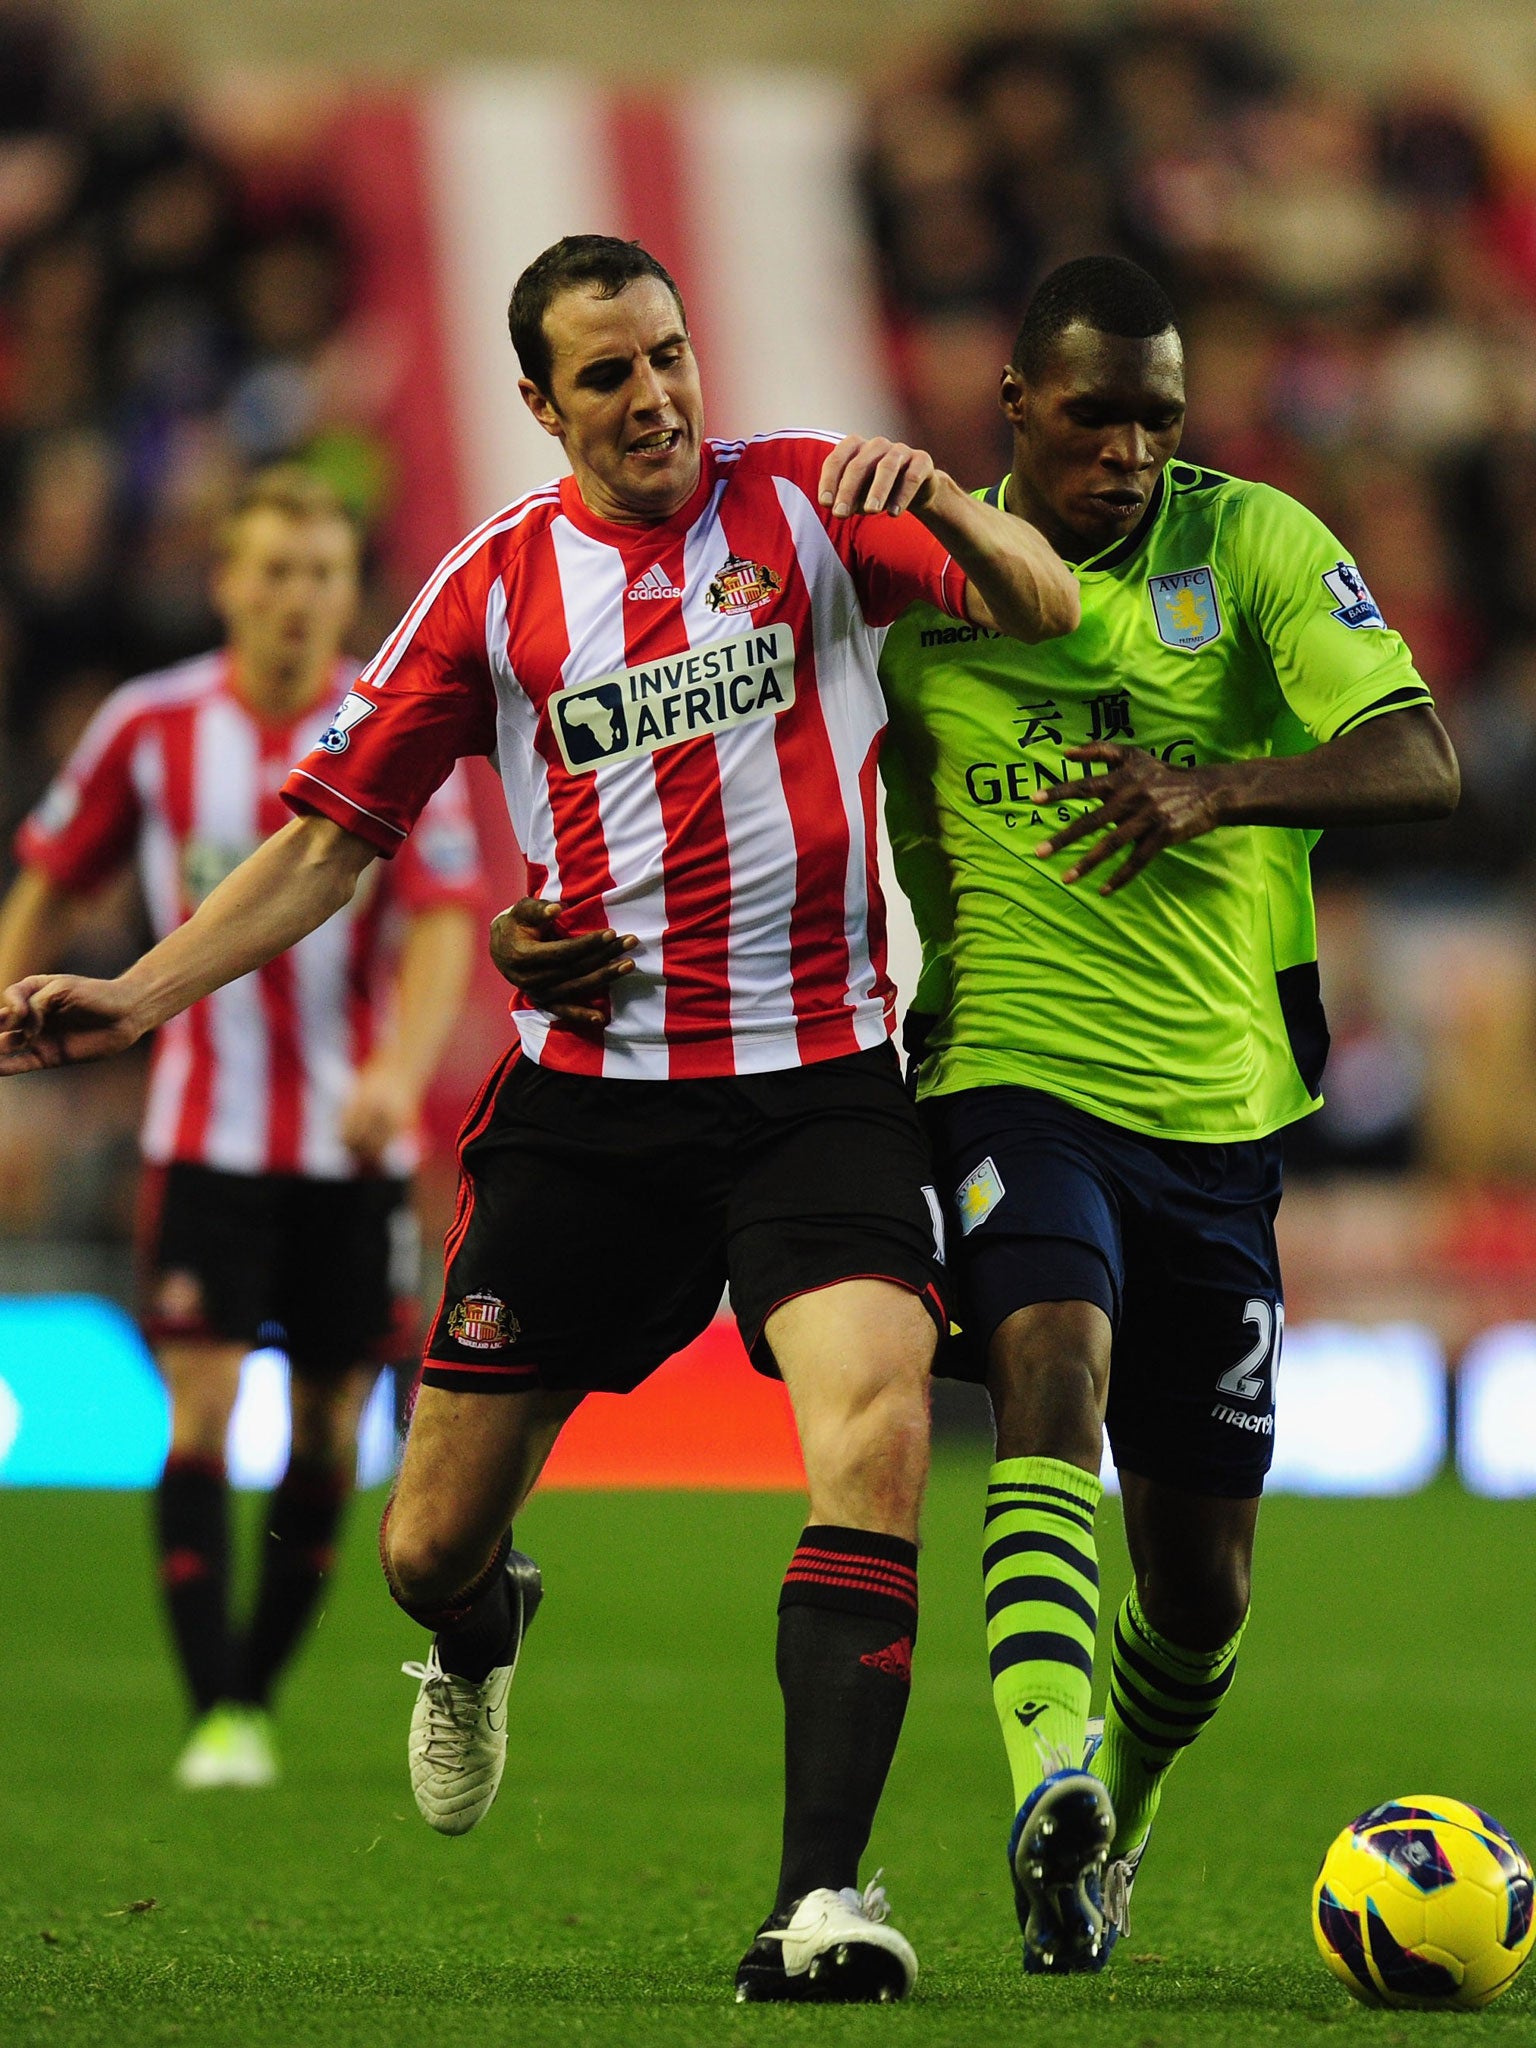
[849,1874,891,1924]
[401,1659,481,1761]
[760,1871,892,1942]
[1103,1845,1146,1937]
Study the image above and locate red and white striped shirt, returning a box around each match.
[283,432,968,1081]
[18,651,485,1179]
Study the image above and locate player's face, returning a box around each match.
[520,278,704,523]
[214,509,359,687]
[1001,324,1186,557]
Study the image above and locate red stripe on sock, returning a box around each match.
[783,1566,918,1607]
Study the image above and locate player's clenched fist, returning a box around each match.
[818,434,941,519]
[0,972,146,1072]
[488,898,639,1028]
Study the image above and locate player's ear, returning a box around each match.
[519,377,565,440]
[999,364,1028,426]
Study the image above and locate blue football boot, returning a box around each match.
[1008,1764,1116,1974]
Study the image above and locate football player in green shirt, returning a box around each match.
[877,255,1459,1976]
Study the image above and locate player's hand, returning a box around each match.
[0,973,148,1073]
[487,897,638,1028]
[1033,744,1225,894]
[818,434,941,518]
[339,1057,417,1166]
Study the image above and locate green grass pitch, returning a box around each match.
[2,1447,1532,2046]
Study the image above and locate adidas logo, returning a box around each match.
[859,1636,913,1685]
[626,563,682,601]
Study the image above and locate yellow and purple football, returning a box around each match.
[1312,1797,1535,2010]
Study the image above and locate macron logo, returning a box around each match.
[626,563,682,602]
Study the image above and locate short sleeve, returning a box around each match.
[282,559,498,855]
[14,691,142,891]
[841,508,969,630]
[1233,484,1435,743]
[389,761,487,912]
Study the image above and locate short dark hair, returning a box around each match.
[508,235,687,393]
[1011,256,1179,380]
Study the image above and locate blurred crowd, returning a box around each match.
[0,3,396,858]
[864,3,1536,1180]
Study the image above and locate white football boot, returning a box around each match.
[402,1549,541,1836]
[173,1705,279,1790]
[735,1876,918,2003]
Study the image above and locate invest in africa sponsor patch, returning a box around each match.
[550,623,796,773]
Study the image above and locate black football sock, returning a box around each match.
[234,1454,349,1709]
[773,1523,919,1912]
[154,1452,232,1716]
[437,1568,514,1682]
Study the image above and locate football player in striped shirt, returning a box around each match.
[0,235,1078,2000]
[876,257,1458,1973]
[0,468,483,1789]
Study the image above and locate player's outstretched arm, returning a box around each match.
[1034,704,1460,896]
[818,434,1080,645]
[340,903,476,1164]
[0,868,83,996]
[0,815,377,1074]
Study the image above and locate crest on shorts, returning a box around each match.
[956,1156,1006,1237]
[447,1292,518,1351]
[1148,566,1222,652]
[705,553,781,615]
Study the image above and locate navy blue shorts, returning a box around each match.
[922,1085,1284,1499]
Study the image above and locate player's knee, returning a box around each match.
[806,1368,930,1519]
[988,1310,1107,1466]
[381,1502,483,1610]
[168,1389,238,1459]
[1138,1560,1250,1652]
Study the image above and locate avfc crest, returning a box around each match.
[705,553,781,615]
[1149,567,1223,652]
[447,1292,518,1351]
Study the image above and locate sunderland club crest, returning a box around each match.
[705,553,782,615]
[447,1292,518,1351]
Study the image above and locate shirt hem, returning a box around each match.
[916,1059,1320,1144]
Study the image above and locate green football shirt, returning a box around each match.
[878,462,1435,1140]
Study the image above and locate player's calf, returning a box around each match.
[383,1514,544,1836]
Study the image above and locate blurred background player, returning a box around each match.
[0,465,482,1787]
[878,255,1459,1973]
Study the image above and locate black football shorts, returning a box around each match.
[923,1084,1285,1499]
[139,1161,415,1374]
[421,1041,947,1396]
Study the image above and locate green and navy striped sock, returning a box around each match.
[1096,1584,1244,1858]
[983,1455,1102,1812]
